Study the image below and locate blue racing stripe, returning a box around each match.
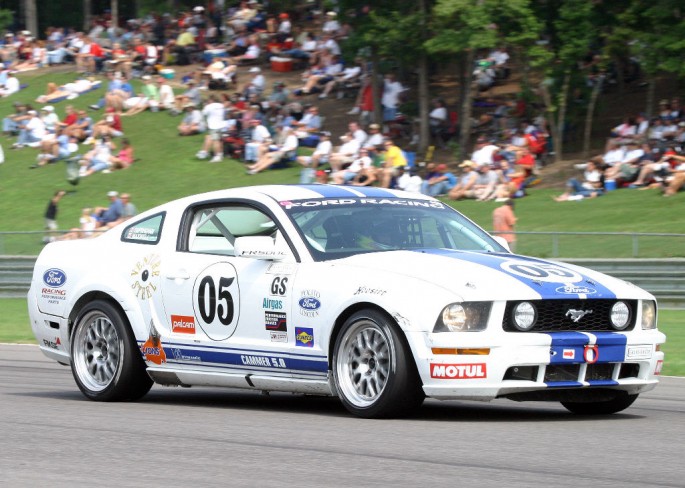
[591,332,628,362]
[546,381,584,388]
[296,185,360,198]
[348,186,399,198]
[415,249,617,299]
[549,332,589,364]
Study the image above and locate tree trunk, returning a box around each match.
[582,74,604,159]
[539,79,558,163]
[111,0,119,29]
[25,0,38,38]
[458,49,475,161]
[645,73,656,120]
[83,0,92,32]
[612,55,625,94]
[371,48,383,125]
[416,0,429,155]
[552,71,571,164]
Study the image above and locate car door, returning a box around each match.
[153,202,298,375]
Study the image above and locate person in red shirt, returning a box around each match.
[87,41,105,73]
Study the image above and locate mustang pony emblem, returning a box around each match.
[566,309,593,322]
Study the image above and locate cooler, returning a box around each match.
[271,57,293,72]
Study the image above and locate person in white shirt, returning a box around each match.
[196,95,226,162]
[248,126,299,174]
[14,110,45,148]
[396,166,424,193]
[244,119,272,162]
[40,106,59,135]
[0,74,20,97]
[381,73,404,122]
[601,142,624,167]
[329,134,361,171]
[322,12,340,36]
[348,121,367,147]
[332,148,373,184]
[297,131,332,169]
[157,76,175,110]
[362,123,384,150]
[471,138,499,167]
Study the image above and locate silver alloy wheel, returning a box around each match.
[335,320,395,408]
[73,311,122,392]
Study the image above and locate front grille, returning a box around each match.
[503,299,637,332]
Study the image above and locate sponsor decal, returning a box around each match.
[263,298,283,310]
[42,337,61,350]
[125,226,158,242]
[583,345,599,364]
[627,345,652,360]
[41,287,67,303]
[140,323,166,365]
[279,198,445,210]
[566,309,593,323]
[556,285,597,295]
[270,331,288,343]
[563,349,575,360]
[131,254,161,300]
[266,263,297,275]
[170,348,201,362]
[239,249,287,257]
[299,290,321,317]
[270,276,288,296]
[295,327,314,347]
[655,360,663,375]
[171,315,195,334]
[353,286,387,296]
[43,268,67,288]
[430,363,487,379]
[265,311,287,332]
[240,355,287,368]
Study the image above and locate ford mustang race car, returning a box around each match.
[28,185,666,418]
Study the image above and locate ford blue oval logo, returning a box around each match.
[555,285,596,295]
[43,268,67,288]
[299,297,321,310]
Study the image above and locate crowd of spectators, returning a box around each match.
[2,2,684,241]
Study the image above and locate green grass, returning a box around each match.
[2,70,685,256]
[3,297,682,376]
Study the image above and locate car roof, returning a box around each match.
[182,184,438,205]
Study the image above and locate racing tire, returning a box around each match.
[332,309,424,418]
[561,392,639,415]
[70,300,153,402]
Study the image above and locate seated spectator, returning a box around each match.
[80,135,115,176]
[421,163,457,197]
[554,161,604,201]
[121,75,158,116]
[329,133,361,172]
[243,118,271,162]
[362,123,384,151]
[297,55,343,96]
[173,79,202,114]
[2,101,28,135]
[228,35,261,64]
[379,138,407,188]
[297,131,332,169]
[247,125,299,174]
[605,141,644,183]
[68,109,94,142]
[56,207,98,241]
[0,72,20,97]
[396,166,423,193]
[157,76,175,111]
[34,127,76,167]
[447,160,479,200]
[429,98,449,148]
[109,138,135,170]
[94,191,124,227]
[12,109,45,148]
[89,108,124,141]
[177,103,206,136]
[332,148,373,184]
[322,12,341,37]
[631,148,685,188]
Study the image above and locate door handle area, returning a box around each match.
[166,272,191,281]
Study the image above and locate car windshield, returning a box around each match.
[280,197,505,261]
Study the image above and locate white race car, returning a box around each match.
[28,185,666,418]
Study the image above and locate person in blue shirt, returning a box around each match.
[95,191,124,227]
[421,163,458,196]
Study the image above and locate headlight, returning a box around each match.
[434,302,491,332]
[641,300,656,330]
[512,301,536,331]
[610,301,631,330]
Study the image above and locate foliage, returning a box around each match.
[0,8,13,34]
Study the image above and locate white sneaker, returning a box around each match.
[84,137,95,145]
[209,155,222,163]
[347,107,360,115]
[196,150,208,160]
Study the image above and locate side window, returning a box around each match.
[187,205,277,256]
[122,213,165,244]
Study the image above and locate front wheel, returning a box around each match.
[332,309,424,418]
[70,300,152,401]
[561,392,639,415]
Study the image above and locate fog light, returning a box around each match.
[610,301,630,330]
[513,302,536,331]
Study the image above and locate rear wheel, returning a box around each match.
[332,309,424,418]
[70,300,152,401]
[561,392,638,415]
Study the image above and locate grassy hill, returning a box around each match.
[1,69,685,257]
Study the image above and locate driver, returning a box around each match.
[355,220,402,250]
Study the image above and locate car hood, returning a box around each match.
[334,249,644,301]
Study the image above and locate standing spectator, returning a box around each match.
[381,73,405,123]
[44,190,67,243]
[196,95,226,163]
[492,199,517,252]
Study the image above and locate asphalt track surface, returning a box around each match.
[1,344,683,488]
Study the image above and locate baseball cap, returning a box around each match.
[369,123,380,130]
[42,105,54,112]
[319,131,331,137]
[107,191,119,197]
[459,160,476,168]
[249,67,261,73]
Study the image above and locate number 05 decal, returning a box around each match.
[500,260,582,283]
[192,263,240,341]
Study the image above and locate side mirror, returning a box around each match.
[492,236,511,253]
[234,236,290,261]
